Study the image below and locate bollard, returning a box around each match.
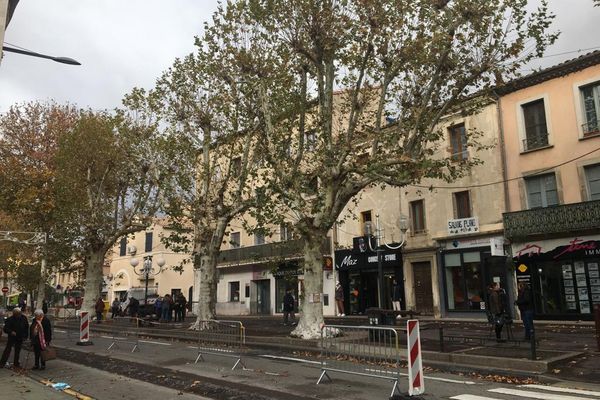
[530,331,536,361]
[407,320,425,396]
[76,311,94,346]
[439,326,445,353]
[595,304,600,352]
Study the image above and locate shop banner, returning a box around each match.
[335,248,401,271]
[513,237,600,261]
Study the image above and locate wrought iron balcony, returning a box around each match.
[582,120,600,137]
[522,127,549,152]
[218,237,331,266]
[503,200,600,241]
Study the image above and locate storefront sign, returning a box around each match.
[335,248,401,271]
[513,236,600,261]
[447,217,479,236]
[442,235,503,251]
[272,268,303,277]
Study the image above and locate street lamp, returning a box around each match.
[368,215,409,309]
[129,254,166,307]
[2,45,81,65]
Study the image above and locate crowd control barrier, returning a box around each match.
[106,317,141,352]
[317,324,402,398]
[194,319,246,370]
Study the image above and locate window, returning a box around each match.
[581,83,600,135]
[360,210,373,235]
[444,252,484,311]
[229,282,240,302]
[304,130,316,151]
[254,232,265,245]
[119,237,127,256]
[525,173,559,208]
[585,164,600,200]
[454,191,471,219]
[231,157,242,176]
[230,232,241,248]
[144,232,153,252]
[280,224,294,241]
[522,99,549,151]
[449,124,468,161]
[410,200,426,233]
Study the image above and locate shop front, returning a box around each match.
[512,235,600,320]
[440,235,509,314]
[335,247,404,314]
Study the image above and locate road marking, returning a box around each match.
[519,384,600,397]
[187,346,198,349]
[139,340,171,346]
[54,329,67,333]
[451,395,502,400]
[364,368,476,385]
[489,388,594,400]
[259,354,321,365]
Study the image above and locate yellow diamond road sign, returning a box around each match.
[518,264,528,273]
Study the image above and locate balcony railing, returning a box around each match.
[218,237,331,266]
[583,120,600,136]
[503,200,600,241]
[522,127,549,151]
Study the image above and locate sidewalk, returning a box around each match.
[0,368,69,400]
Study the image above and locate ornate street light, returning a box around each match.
[129,253,166,308]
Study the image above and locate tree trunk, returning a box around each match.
[82,249,105,315]
[292,233,325,339]
[190,217,228,330]
[35,258,47,312]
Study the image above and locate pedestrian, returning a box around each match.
[30,309,52,370]
[128,297,140,319]
[335,282,345,316]
[42,299,49,315]
[282,289,296,326]
[0,307,29,369]
[487,282,507,342]
[161,294,172,322]
[154,296,163,321]
[173,295,181,322]
[176,293,187,322]
[515,282,535,340]
[95,297,105,323]
[111,298,121,319]
[391,278,402,315]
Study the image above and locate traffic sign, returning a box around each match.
[1,287,8,294]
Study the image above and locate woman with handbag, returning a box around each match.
[30,309,52,370]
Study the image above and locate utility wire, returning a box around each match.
[410,145,600,190]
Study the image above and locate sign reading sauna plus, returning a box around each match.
[447,217,479,235]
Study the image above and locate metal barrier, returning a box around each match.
[106,317,141,352]
[194,319,246,370]
[317,324,401,397]
[49,316,80,340]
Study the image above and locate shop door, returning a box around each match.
[252,280,271,315]
[413,262,434,314]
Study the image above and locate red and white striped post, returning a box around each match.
[76,311,94,346]
[407,319,424,396]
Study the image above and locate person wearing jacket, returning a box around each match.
[516,282,535,340]
[0,307,29,368]
[488,282,507,342]
[391,278,402,313]
[111,298,121,319]
[30,309,52,370]
[282,289,296,326]
[335,282,345,317]
[95,297,105,323]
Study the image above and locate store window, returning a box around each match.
[229,281,240,302]
[525,173,559,208]
[275,276,298,313]
[445,251,484,310]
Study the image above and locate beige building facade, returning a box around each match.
[500,51,600,320]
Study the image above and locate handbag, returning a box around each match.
[41,346,57,362]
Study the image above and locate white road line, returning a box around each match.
[187,346,198,349]
[489,388,594,400]
[259,355,321,365]
[364,369,476,385]
[101,335,120,339]
[451,395,502,400]
[54,330,67,333]
[519,384,600,397]
[139,340,171,346]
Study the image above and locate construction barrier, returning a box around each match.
[407,320,424,396]
[106,317,141,352]
[77,311,93,345]
[194,319,246,370]
[317,324,401,398]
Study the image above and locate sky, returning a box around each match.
[1,0,599,112]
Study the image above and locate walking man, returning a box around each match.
[176,293,187,322]
[95,297,105,323]
[391,278,402,314]
[335,282,345,317]
[0,307,29,368]
[30,309,52,370]
[516,282,535,340]
[111,298,121,319]
[282,289,296,326]
[488,282,507,342]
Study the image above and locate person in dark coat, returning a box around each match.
[516,282,535,340]
[487,282,507,342]
[42,299,49,315]
[391,278,402,313]
[335,282,345,317]
[95,298,105,323]
[282,289,296,326]
[176,294,187,322]
[161,294,172,322]
[128,297,140,318]
[0,308,29,368]
[30,309,52,370]
[111,298,121,319]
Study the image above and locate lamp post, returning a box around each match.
[368,215,409,309]
[2,45,81,65]
[130,255,165,308]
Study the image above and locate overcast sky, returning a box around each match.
[1,0,599,112]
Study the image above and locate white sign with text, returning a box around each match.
[447,217,479,236]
